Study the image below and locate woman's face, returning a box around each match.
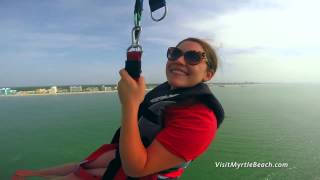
[166,40,213,89]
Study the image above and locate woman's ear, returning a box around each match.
[203,71,214,82]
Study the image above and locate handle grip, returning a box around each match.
[125,51,142,78]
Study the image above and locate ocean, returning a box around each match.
[1,84,319,180]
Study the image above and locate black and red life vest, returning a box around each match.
[103,82,224,179]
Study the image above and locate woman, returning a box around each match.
[13,37,224,180]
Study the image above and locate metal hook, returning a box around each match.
[127,26,143,52]
[132,26,141,47]
[151,5,167,22]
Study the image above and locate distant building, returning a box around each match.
[49,86,58,94]
[84,87,99,92]
[0,88,17,95]
[25,91,36,95]
[70,86,82,92]
[35,88,48,94]
[57,88,68,93]
[101,85,112,92]
[0,88,7,95]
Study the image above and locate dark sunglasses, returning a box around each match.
[167,47,208,65]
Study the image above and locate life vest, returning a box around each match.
[103,82,225,179]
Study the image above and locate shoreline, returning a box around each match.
[0,89,153,97]
[0,91,117,97]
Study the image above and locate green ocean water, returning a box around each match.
[1,84,320,180]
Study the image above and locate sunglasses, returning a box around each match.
[167,47,208,65]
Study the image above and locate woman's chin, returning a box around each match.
[168,79,188,89]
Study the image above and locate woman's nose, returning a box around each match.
[175,55,187,65]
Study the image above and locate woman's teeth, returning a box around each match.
[171,69,187,75]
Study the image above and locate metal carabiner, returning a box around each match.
[127,26,143,52]
[150,5,167,22]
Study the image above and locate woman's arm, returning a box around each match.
[117,69,185,177]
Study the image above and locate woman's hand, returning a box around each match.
[118,69,145,109]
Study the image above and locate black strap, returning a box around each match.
[149,0,166,12]
[102,150,122,179]
[134,0,143,16]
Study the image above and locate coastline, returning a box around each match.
[0,89,153,97]
[1,82,287,97]
[0,91,116,97]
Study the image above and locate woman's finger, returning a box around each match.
[119,69,130,80]
[119,69,126,77]
[138,76,145,86]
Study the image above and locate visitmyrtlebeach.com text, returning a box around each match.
[214,161,289,169]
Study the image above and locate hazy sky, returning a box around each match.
[1,0,319,87]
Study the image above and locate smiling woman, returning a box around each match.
[12,37,225,180]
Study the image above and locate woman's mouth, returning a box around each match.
[170,69,188,76]
[170,68,188,76]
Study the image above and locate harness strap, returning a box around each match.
[134,0,143,26]
[149,0,167,21]
[102,149,122,179]
[149,0,166,12]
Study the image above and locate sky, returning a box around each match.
[0,0,319,87]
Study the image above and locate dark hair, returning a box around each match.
[176,37,218,73]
